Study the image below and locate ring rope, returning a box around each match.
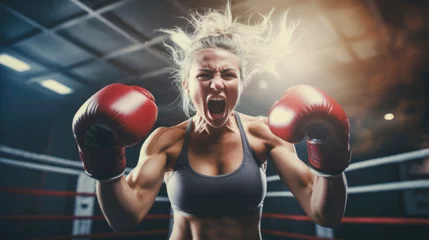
[266,179,429,197]
[0,145,82,168]
[2,213,427,225]
[346,149,429,172]
[262,213,429,225]
[29,229,169,240]
[0,145,133,173]
[29,229,320,240]
[0,214,171,220]
[262,229,337,240]
[0,157,82,176]
[266,148,429,182]
[2,145,427,182]
[0,187,170,202]
[2,146,427,199]
[0,187,94,197]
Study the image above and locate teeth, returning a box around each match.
[209,97,225,101]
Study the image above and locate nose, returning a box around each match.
[210,75,224,92]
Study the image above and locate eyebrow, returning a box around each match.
[197,68,238,73]
[222,68,237,73]
[197,69,213,73]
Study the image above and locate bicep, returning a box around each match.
[253,118,315,214]
[125,128,169,216]
[270,143,315,215]
[123,152,166,220]
[127,152,167,192]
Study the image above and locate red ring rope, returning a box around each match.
[0,187,95,197]
[0,214,170,220]
[29,229,169,240]
[1,213,427,225]
[262,229,341,240]
[2,187,428,225]
[263,213,429,225]
[29,229,327,240]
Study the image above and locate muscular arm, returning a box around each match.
[254,120,347,227]
[96,127,170,232]
[310,173,347,227]
[270,145,347,227]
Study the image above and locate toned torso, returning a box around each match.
[163,113,270,240]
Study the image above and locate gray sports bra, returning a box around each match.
[166,113,267,216]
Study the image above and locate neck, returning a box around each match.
[192,112,237,136]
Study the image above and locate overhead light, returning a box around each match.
[39,79,73,95]
[384,113,394,120]
[0,54,31,72]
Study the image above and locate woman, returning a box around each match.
[72,3,350,240]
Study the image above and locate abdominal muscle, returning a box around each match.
[169,212,262,240]
[165,114,267,240]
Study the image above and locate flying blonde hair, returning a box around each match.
[160,1,299,119]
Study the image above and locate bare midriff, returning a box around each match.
[169,212,262,240]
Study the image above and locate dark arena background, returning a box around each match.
[1,0,428,239]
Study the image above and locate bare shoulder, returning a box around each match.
[237,112,270,138]
[237,112,290,150]
[141,121,187,156]
[237,112,267,124]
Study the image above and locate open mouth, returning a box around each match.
[208,99,226,116]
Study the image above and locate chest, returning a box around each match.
[165,127,268,176]
[189,131,242,165]
[166,130,268,216]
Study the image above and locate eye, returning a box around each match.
[197,74,212,80]
[222,73,237,80]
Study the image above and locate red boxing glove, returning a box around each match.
[268,85,351,177]
[72,83,158,181]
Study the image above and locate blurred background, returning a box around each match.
[0,0,428,239]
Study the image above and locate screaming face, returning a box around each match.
[186,48,241,128]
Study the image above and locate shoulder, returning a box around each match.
[237,112,267,124]
[236,112,288,149]
[237,112,270,137]
[141,120,188,156]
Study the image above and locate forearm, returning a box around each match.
[310,173,347,227]
[96,176,142,232]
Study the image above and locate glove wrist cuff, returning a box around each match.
[309,166,344,178]
[86,170,125,182]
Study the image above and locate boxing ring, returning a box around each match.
[1,144,428,239]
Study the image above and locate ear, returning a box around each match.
[182,79,189,94]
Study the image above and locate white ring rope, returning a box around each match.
[1,145,428,197]
[0,145,82,168]
[0,157,82,176]
[345,149,429,172]
[347,179,429,194]
[266,179,429,197]
[266,148,429,182]
[0,156,169,202]
[0,145,133,173]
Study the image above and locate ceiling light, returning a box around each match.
[384,113,394,120]
[39,79,73,95]
[0,54,31,72]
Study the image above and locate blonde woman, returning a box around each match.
[72,3,350,240]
